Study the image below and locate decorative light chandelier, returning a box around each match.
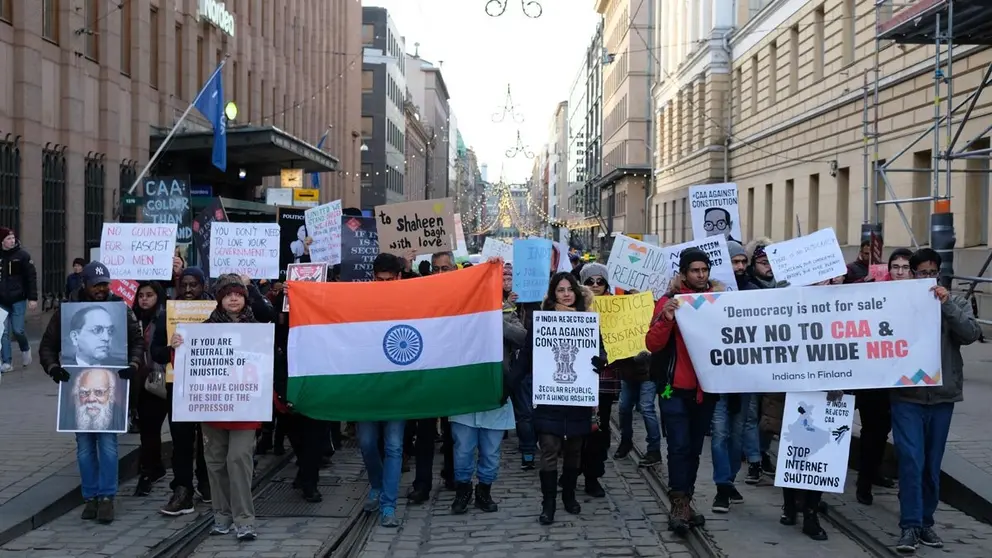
[485,0,542,18]
[491,84,525,124]
[505,130,534,159]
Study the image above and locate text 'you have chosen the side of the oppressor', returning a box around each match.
[710,295,909,381]
[184,335,259,413]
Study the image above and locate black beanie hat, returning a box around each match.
[679,247,711,275]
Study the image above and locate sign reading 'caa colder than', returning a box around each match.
[198,0,235,37]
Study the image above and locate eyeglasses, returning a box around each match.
[83,326,115,336]
[78,388,109,398]
[584,278,606,287]
[914,269,939,278]
[703,220,729,231]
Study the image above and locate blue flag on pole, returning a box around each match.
[311,130,329,188]
[194,65,227,172]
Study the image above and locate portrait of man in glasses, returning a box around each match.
[60,303,128,368]
[703,207,739,244]
[58,367,128,432]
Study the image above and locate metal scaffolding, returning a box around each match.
[867,0,992,296]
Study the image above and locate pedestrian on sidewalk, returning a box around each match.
[132,281,170,496]
[0,226,39,375]
[38,261,144,524]
[529,272,600,526]
[153,266,213,516]
[891,249,981,553]
[355,253,409,528]
[65,258,85,299]
[449,257,525,515]
[645,248,722,536]
[579,264,641,497]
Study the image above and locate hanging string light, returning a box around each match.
[491,84,525,124]
[505,130,535,159]
[485,0,543,18]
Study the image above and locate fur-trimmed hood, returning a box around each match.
[745,237,773,261]
[665,274,728,294]
[542,285,596,311]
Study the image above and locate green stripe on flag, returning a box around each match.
[286,362,504,422]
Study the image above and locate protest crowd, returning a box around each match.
[3,190,980,556]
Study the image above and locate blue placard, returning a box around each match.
[512,238,553,303]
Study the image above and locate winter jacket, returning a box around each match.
[134,281,168,384]
[844,260,870,284]
[65,273,84,299]
[890,293,981,405]
[0,242,38,306]
[735,274,759,291]
[645,275,727,402]
[203,305,262,431]
[529,286,602,439]
[39,289,145,374]
[759,393,786,435]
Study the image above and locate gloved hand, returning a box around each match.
[48,366,70,383]
[117,365,137,381]
[591,355,607,374]
[633,350,652,365]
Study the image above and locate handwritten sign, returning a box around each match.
[165,300,216,382]
[531,311,600,407]
[665,236,737,292]
[208,222,281,279]
[304,200,342,265]
[605,235,669,299]
[142,176,192,243]
[340,216,379,282]
[766,228,847,287]
[512,238,552,303]
[374,198,454,256]
[109,279,139,307]
[481,237,513,263]
[592,292,653,361]
[100,223,177,280]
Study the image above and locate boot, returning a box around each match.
[780,488,798,526]
[585,476,606,498]
[667,491,691,535]
[560,467,581,514]
[474,483,498,512]
[538,471,557,525]
[685,492,705,527]
[802,508,828,541]
[450,482,472,515]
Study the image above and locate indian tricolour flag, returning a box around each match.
[286,262,505,421]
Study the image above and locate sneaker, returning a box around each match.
[640,450,663,467]
[21,351,31,368]
[712,487,731,513]
[727,486,744,504]
[210,522,232,536]
[521,455,536,471]
[235,524,257,541]
[0,363,12,373]
[195,485,212,504]
[363,489,381,513]
[896,528,919,553]
[380,509,401,528]
[918,526,943,548]
[613,440,633,460]
[761,453,775,475]
[744,462,762,485]
[80,499,98,520]
[96,497,115,524]
[160,487,196,516]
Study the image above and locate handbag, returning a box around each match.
[145,368,167,399]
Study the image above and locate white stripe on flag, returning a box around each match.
[288,310,503,378]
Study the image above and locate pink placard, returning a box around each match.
[869,264,890,283]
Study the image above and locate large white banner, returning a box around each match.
[766,228,847,287]
[689,183,742,243]
[673,280,941,393]
[304,200,343,265]
[100,223,177,280]
[774,392,855,494]
[172,323,275,422]
[531,311,600,407]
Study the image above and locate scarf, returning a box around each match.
[749,272,777,290]
[205,305,256,324]
[554,302,576,312]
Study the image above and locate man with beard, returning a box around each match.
[39,262,144,524]
[68,368,125,432]
[66,306,117,366]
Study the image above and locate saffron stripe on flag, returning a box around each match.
[286,362,504,422]
[287,260,504,326]
[288,310,503,377]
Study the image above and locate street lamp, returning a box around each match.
[360,143,369,152]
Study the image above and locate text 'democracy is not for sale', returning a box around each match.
[673,280,941,393]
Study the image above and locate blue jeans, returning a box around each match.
[451,422,503,485]
[76,433,119,499]
[357,420,405,513]
[711,395,761,486]
[659,394,716,494]
[511,373,536,456]
[1,300,28,365]
[891,400,954,529]
[619,380,661,452]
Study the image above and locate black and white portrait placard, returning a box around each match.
[56,366,129,433]
[60,302,129,368]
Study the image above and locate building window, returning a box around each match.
[247,70,253,120]
[0,137,21,237]
[232,61,239,106]
[362,24,375,45]
[361,163,373,190]
[0,0,10,23]
[196,37,204,89]
[362,116,374,139]
[175,24,183,98]
[813,7,825,80]
[747,187,755,239]
[680,197,688,242]
[750,54,759,116]
[768,42,778,105]
[43,0,58,43]
[83,154,105,256]
[362,70,374,93]
[842,0,855,66]
[697,81,706,150]
[119,0,131,75]
[118,161,137,223]
[734,67,743,122]
[764,183,773,237]
[836,167,850,244]
[809,173,820,231]
[84,0,99,61]
[789,25,799,96]
[42,146,67,300]
[784,179,794,237]
[149,8,159,88]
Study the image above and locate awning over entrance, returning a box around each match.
[149,125,339,182]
